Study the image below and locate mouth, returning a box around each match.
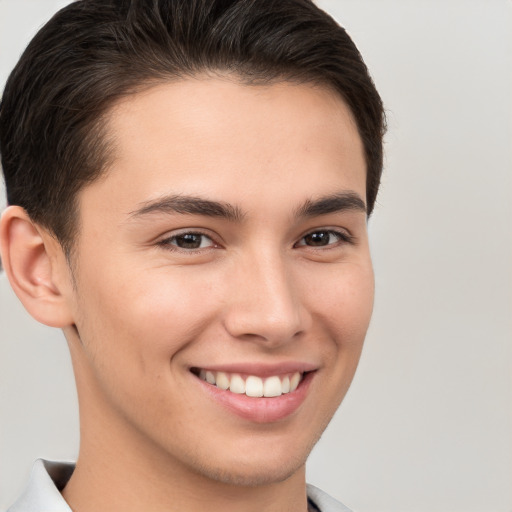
[191,368,305,398]
[190,366,315,423]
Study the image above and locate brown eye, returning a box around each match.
[174,234,204,249]
[303,231,332,246]
[160,232,215,250]
[295,229,352,248]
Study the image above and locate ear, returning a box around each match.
[0,206,75,327]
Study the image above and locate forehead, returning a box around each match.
[80,77,366,220]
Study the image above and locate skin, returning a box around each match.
[0,77,373,512]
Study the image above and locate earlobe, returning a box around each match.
[0,206,75,327]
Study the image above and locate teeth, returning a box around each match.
[290,372,301,392]
[263,376,282,397]
[245,376,264,397]
[205,371,216,385]
[229,374,245,394]
[281,375,290,393]
[197,370,304,397]
[216,371,230,390]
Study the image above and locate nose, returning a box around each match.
[222,251,311,346]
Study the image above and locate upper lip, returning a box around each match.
[190,361,319,377]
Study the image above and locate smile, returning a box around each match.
[190,364,316,422]
[195,369,304,398]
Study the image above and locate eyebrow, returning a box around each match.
[295,191,367,217]
[128,190,366,222]
[129,195,245,222]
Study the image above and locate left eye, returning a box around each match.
[162,233,215,250]
[295,230,348,248]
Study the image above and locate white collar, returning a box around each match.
[8,459,74,511]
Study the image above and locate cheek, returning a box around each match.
[74,265,222,372]
[305,260,374,343]
[297,261,374,433]
[70,267,226,430]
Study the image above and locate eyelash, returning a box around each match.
[156,228,354,253]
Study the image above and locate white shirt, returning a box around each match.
[7,459,353,512]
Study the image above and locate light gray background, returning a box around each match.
[1,1,511,511]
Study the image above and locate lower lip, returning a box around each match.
[194,372,314,423]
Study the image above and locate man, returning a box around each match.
[0,0,385,510]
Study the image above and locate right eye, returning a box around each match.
[158,232,216,251]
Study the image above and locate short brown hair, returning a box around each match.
[0,0,386,257]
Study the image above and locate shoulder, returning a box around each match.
[307,483,354,512]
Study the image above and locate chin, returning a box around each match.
[194,455,306,488]
[184,429,321,488]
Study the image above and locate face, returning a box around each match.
[64,77,373,486]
